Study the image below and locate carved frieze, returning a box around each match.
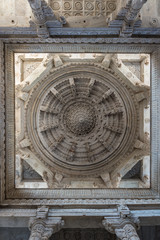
[49,0,117,18]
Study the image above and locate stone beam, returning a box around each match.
[1,208,160,228]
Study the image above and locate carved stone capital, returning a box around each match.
[29,206,64,240]
[102,205,140,240]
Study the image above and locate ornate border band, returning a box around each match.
[1,41,160,206]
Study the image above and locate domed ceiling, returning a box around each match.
[15,53,150,188]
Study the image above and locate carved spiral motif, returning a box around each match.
[26,64,138,176]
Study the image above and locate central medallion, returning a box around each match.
[64,102,96,136]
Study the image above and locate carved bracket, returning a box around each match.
[121,0,148,37]
[29,206,64,240]
[27,0,65,38]
[109,0,148,37]
[102,205,140,240]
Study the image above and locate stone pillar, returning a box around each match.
[102,205,140,240]
[29,206,64,240]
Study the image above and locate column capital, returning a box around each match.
[29,206,64,240]
[102,205,140,240]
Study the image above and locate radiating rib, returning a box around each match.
[98,89,113,103]
[88,78,95,96]
[69,77,76,97]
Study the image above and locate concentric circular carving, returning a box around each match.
[107,2,116,11]
[85,1,94,10]
[75,1,83,10]
[52,2,60,10]
[64,2,71,10]
[64,102,96,136]
[96,2,105,10]
[26,64,138,176]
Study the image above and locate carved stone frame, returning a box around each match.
[1,39,160,207]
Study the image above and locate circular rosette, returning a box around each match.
[64,102,96,136]
[26,64,138,176]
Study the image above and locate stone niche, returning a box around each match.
[15,53,150,189]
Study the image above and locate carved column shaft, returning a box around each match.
[27,0,49,38]
[126,0,147,23]
[120,0,147,36]
[28,0,46,25]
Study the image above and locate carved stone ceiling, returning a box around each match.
[0,0,158,28]
[15,53,150,189]
[49,0,118,27]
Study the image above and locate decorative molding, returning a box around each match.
[0,43,159,206]
[4,42,160,53]
[0,40,5,204]
[0,27,160,38]
[1,38,160,44]
[2,198,160,207]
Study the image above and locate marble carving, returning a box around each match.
[15,53,150,189]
